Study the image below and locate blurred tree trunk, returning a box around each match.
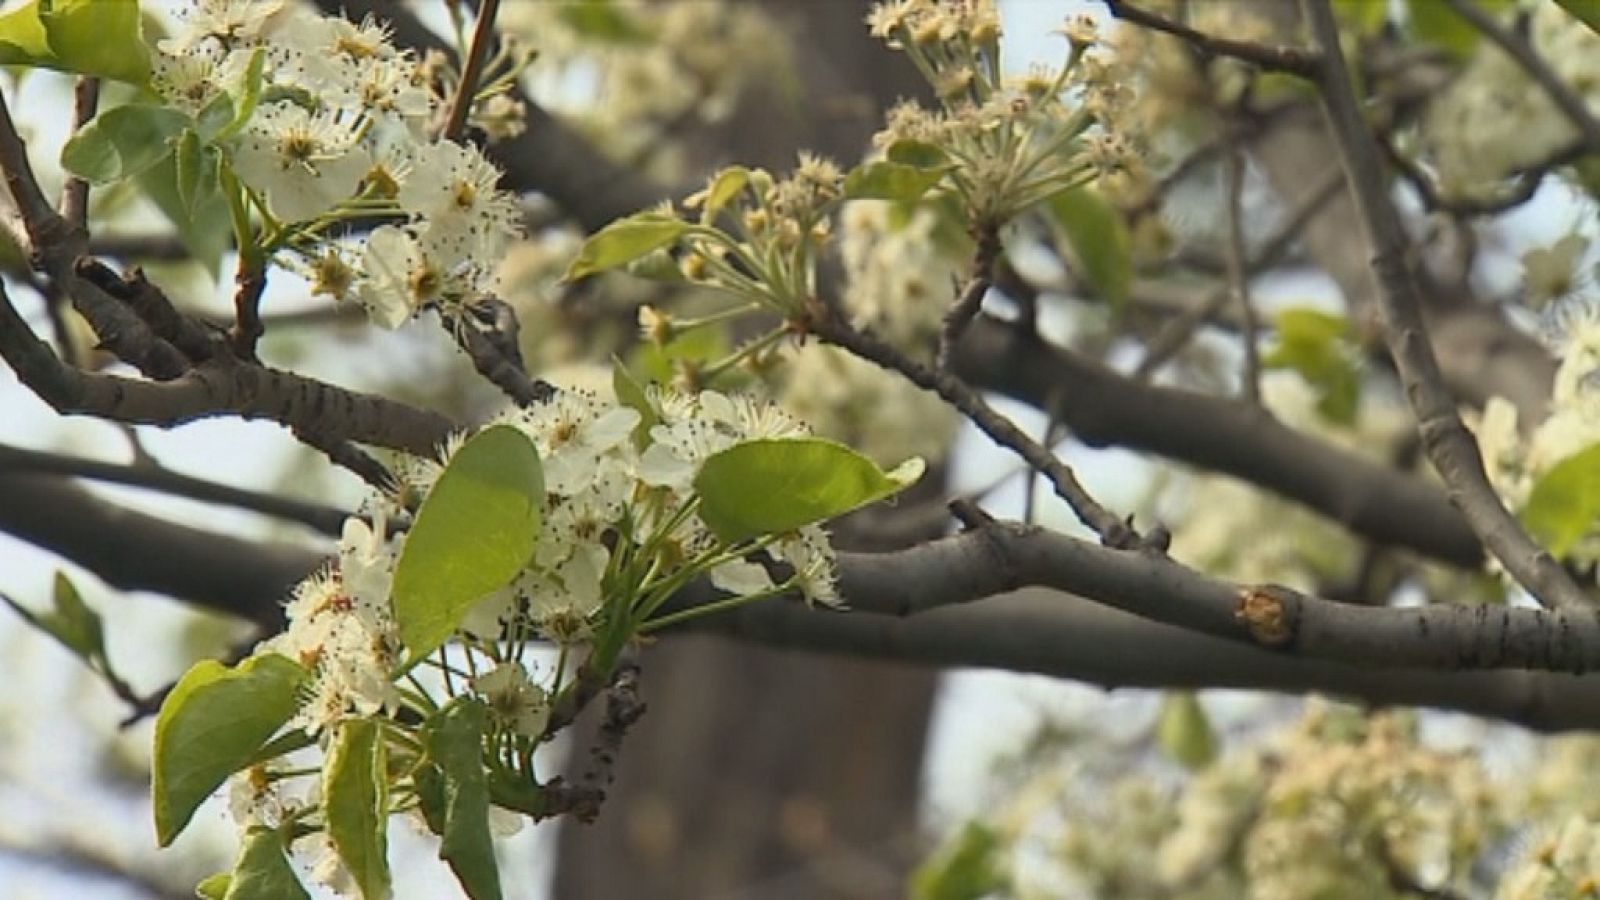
[552,4,942,898]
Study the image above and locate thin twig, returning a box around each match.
[1301,0,1589,610]
[0,443,348,535]
[1223,141,1263,404]
[937,225,1001,370]
[229,258,267,360]
[570,658,646,823]
[1441,0,1600,150]
[809,299,1145,550]
[1103,0,1322,77]
[1134,166,1343,378]
[443,0,502,140]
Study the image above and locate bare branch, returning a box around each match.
[58,76,99,231]
[953,316,1483,567]
[1104,0,1322,77]
[1300,0,1589,609]
[1223,140,1264,403]
[936,225,1000,371]
[0,443,348,535]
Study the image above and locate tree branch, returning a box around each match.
[1104,0,1322,77]
[0,443,348,536]
[952,316,1483,568]
[0,282,458,458]
[1300,0,1588,609]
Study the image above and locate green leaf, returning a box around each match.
[885,139,948,169]
[212,47,266,142]
[694,438,925,543]
[392,425,543,662]
[0,0,150,85]
[695,165,750,224]
[1557,0,1600,35]
[911,822,1007,900]
[174,129,222,221]
[325,718,390,900]
[843,160,947,203]
[563,212,691,281]
[420,700,502,900]
[195,873,231,900]
[152,654,308,846]
[1262,308,1362,425]
[1,570,107,669]
[612,357,658,449]
[138,150,232,275]
[224,828,310,900]
[61,104,188,185]
[557,0,651,43]
[1333,0,1389,31]
[627,324,729,385]
[1405,0,1480,58]
[1522,444,1600,558]
[1157,691,1218,770]
[1045,186,1132,308]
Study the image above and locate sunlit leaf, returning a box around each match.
[61,104,188,185]
[1522,443,1600,558]
[224,828,310,900]
[911,822,1007,900]
[325,718,390,900]
[564,212,690,281]
[0,0,150,85]
[1557,0,1600,36]
[694,438,925,543]
[152,654,307,846]
[419,700,502,900]
[843,160,948,203]
[1044,186,1132,308]
[392,425,543,663]
[1157,691,1218,770]
[1262,307,1363,425]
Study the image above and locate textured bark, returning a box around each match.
[553,4,941,897]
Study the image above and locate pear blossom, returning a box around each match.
[230,102,371,224]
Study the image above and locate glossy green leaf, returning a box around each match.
[325,718,390,900]
[1,570,105,668]
[138,150,232,275]
[911,822,1007,900]
[420,700,502,900]
[0,0,150,85]
[153,654,308,846]
[843,160,947,203]
[224,828,310,900]
[1557,0,1600,36]
[61,104,188,185]
[612,357,658,449]
[1522,443,1600,558]
[392,425,543,662]
[1045,186,1132,308]
[694,438,925,543]
[1157,691,1218,770]
[215,47,266,142]
[564,212,691,281]
[1262,308,1362,425]
[195,872,231,900]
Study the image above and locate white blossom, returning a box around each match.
[230,102,370,224]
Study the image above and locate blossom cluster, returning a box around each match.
[867,3,1143,223]
[154,0,526,328]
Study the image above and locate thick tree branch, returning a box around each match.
[1301,0,1588,609]
[953,316,1483,568]
[0,282,457,458]
[0,443,348,536]
[0,473,317,627]
[705,590,1600,733]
